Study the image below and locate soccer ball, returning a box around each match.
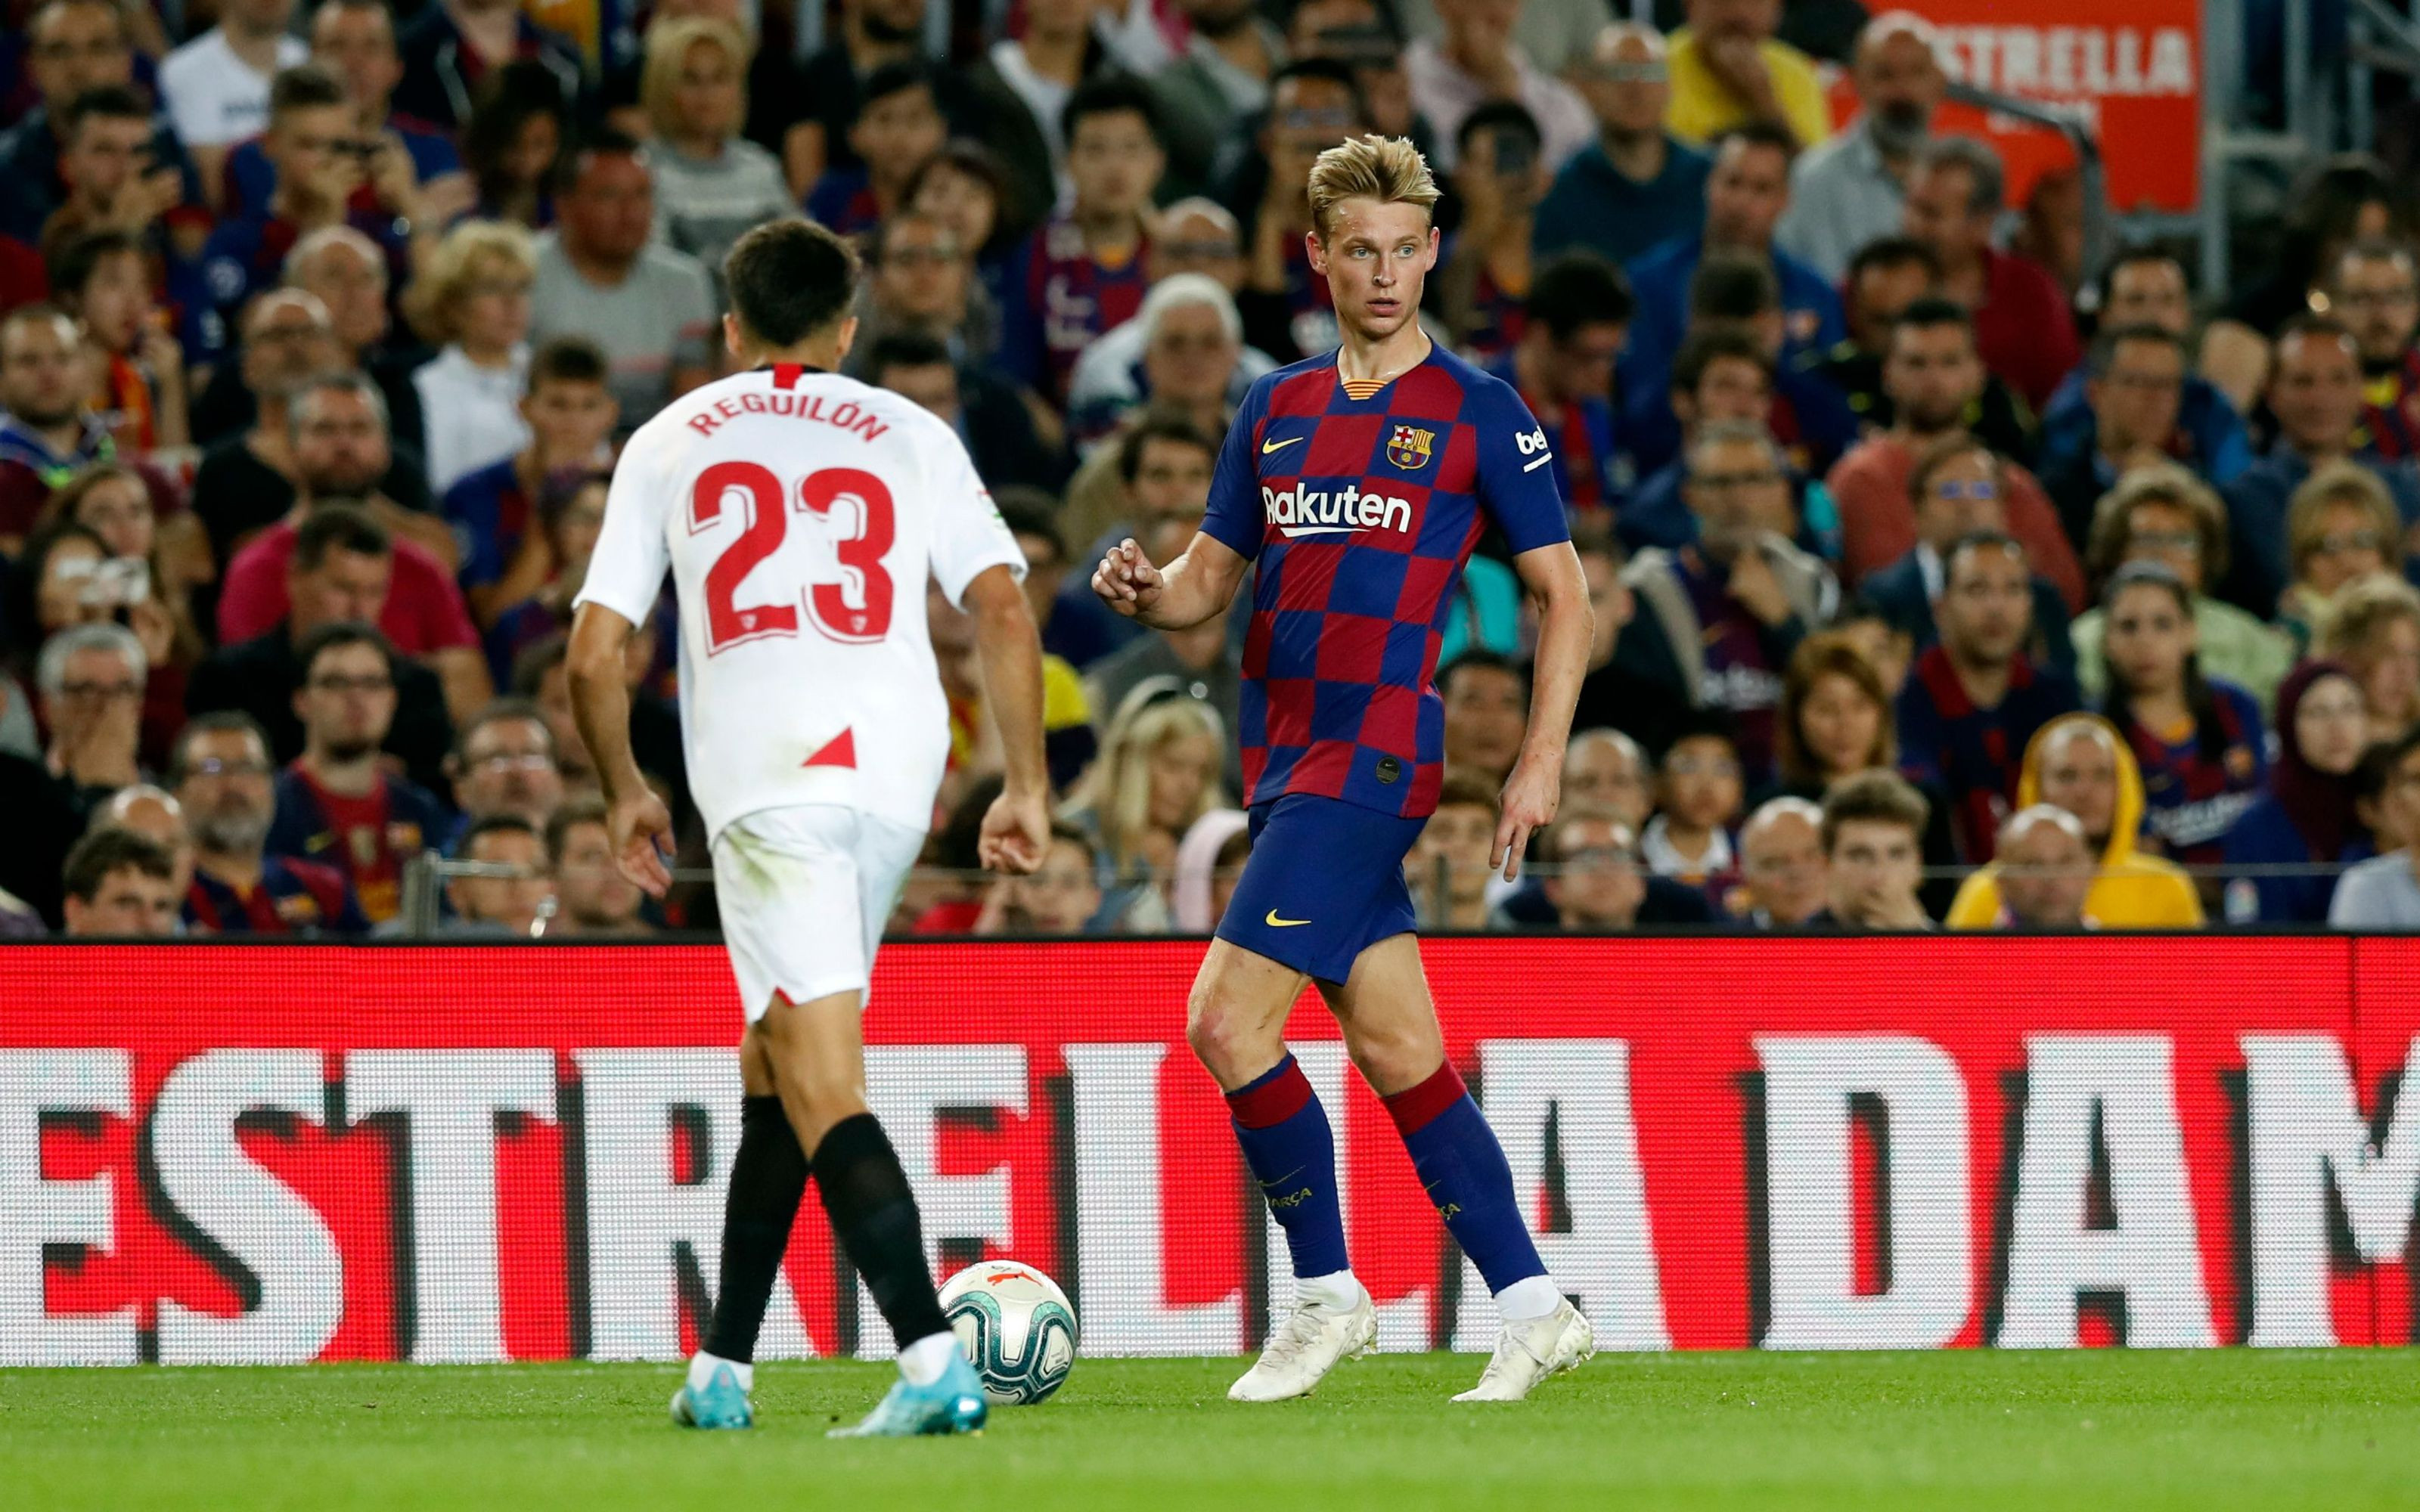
[938,1259,1078,1405]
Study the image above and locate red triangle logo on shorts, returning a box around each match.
[803,729,857,769]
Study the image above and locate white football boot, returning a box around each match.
[1227,1292,1379,1402]
[1451,1300,1596,1402]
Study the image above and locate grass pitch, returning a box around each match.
[4,1352,2415,1510]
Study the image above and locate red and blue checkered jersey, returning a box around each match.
[1201,344,1571,818]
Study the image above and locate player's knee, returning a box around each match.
[1345,1025,1442,1098]
[1185,984,1264,1084]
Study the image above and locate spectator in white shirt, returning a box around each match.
[1404,0,1593,174]
[158,0,307,204]
[405,220,536,492]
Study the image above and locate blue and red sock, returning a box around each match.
[1225,1055,1351,1281]
[1382,1062,1550,1303]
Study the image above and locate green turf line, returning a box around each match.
[2,1352,2416,1510]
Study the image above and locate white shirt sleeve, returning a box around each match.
[574,429,674,625]
[921,422,1025,610]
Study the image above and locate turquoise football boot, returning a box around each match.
[670,1361,754,1429]
[827,1352,988,1439]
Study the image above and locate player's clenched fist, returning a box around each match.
[1091,538,1162,618]
[977,785,1052,875]
[607,789,677,898]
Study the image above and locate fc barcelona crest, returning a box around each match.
[1386,424,1435,471]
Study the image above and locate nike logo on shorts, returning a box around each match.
[1264,909,1311,927]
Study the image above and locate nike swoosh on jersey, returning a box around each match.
[1264,909,1311,927]
[1261,436,1304,455]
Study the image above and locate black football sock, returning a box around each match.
[811,1112,953,1351]
[701,1095,809,1365]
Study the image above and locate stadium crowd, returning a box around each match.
[4,0,2420,938]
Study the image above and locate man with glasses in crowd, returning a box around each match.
[174,710,369,934]
[2328,239,2420,460]
[265,623,446,923]
[445,698,566,841]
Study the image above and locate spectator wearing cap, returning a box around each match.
[1982,804,2096,928]
[392,0,583,136]
[2036,325,2205,550]
[2220,316,2420,618]
[157,0,308,200]
[544,795,648,934]
[1664,0,1833,149]
[638,17,793,277]
[1404,0,1592,175]
[529,133,717,435]
[424,813,554,937]
[1823,298,2084,606]
[1899,136,2077,411]
[1861,435,2074,674]
[265,622,448,923]
[173,711,371,935]
[1490,253,1630,522]
[1000,77,1165,404]
[189,503,458,794]
[1896,531,2080,863]
[1623,125,1844,457]
[1947,713,2201,927]
[1817,769,1932,928]
[59,826,178,936]
[1537,24,1712,271]
[1613,421,1832,779]
[2037,250,2251,487]
[215,374,491,722]
[2223,661,2373,924]
[439,336,617,625]
[1735,795,1826,925]
[805,60,950,241]
[2068,466,2294,713]
[1773,13,1944,282]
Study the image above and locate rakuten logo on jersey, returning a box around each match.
[1261,483,1415,539]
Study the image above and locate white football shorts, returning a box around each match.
[711,804,928,1021]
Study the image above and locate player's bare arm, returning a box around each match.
[566,600,675,898]
[1494,541,1593,880]
[962,562,1053,875]
[1091,530,1249,630]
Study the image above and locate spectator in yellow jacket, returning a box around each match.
[1946,712,2206,928]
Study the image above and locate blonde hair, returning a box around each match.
[2320,572,2420,659]
[402,220,535,345]
[2287,460,2400,578]
[641,16,752,142]
[1306,134,1441,240]
[2083,461,2229,587]
[1064,692,1228,875]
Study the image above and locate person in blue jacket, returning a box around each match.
[2222,659,2374,922]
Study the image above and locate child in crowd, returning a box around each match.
[1642,716,1746,900]
[1002,76,1163,403]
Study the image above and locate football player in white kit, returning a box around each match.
[566,218,1050,1439]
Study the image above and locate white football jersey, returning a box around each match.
[575,364,1022,840]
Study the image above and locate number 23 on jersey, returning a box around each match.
[690,462,896,652]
